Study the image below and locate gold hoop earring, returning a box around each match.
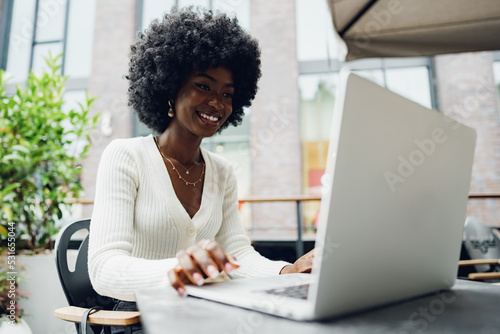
[168,100,175,117]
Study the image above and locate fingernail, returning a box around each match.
[224,262,234,273]
[193,272,204,286]
[178,287,187,297]
[207,265,219,278]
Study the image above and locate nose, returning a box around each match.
[207,92,224,110]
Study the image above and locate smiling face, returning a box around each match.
[170,66,234,139]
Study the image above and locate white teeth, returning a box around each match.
[200,113,219,122]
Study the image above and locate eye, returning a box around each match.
[195,83,210,91]
[223,92,233,99]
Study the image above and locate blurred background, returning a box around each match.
[1,0,499,243]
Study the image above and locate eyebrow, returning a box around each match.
[195,73,235,88]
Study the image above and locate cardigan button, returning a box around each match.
[187,227,196,237]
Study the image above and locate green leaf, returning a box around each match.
[2,154,23,162]
[0,225,8,238]
[2,206,13,221]
[1,183,20,196]
[2,193,17,203]
[11,144,30,154]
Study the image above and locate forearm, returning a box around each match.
[226,244,290,279]
[89,249,178,301]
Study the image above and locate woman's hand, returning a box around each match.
[279,248,315,275]
[168,239,239,296]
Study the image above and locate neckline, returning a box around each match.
[146,135,212,224]
[153,136,205,188]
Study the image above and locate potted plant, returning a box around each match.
[0,53,98,332]
[0,52,97,251]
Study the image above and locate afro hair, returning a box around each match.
[127,7,262,134]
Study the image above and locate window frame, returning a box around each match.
[0,0,14,71]
[298,56,438,110]
[492,51,500,113]
[1,0,88,95]
[29,0,70,74]
[494,50,500,61]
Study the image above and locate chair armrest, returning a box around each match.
[468,272,500,280]
[458,259,500,266]
[54,306,141,326]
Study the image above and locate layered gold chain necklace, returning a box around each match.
[154,136,205,187]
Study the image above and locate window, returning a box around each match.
[1,0,96,87]
[298,73,337,211]
[140,0,250,33]
[30,0,66,74]
[295,0,436,233]
[494,60,500,112]
[352,69,384,86]
[385,67,432,109]
[344,59,434,109]
[64,0,96,80]
[213,0,250,30]
[295,0,338,62]
[141,0,176,30]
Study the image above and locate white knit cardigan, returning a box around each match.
[88,135,289,301]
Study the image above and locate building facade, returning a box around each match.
[1,0,499,242]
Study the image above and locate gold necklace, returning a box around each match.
[154,137,205,187]
[154,137,196,175]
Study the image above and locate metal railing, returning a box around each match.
[67,193,500,259]
[238,195,321,258]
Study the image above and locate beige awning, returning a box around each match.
[327,0,500,61]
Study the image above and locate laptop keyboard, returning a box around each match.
[262,284,310,300]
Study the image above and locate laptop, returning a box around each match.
[185,71,477,321]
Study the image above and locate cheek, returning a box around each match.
[223,108,233,122]
[225,102,233,116]
[176,88,203,106]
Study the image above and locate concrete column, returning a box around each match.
[249,0,302,240]
[434,52,500,225]
[82,0,137,217]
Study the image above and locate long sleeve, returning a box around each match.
[88,137,290,302]
[215,165,290,278]
[88,140,177,301]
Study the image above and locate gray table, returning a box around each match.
[135,280,500,334]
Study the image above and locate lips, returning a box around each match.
[197,111,222,127]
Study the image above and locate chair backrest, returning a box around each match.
[463,216,500,271]
[55,218,115,310]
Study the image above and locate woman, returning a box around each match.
[88,7,313,332]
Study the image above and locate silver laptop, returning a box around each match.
[186,72,477,321]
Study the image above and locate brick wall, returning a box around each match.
[81,0,137,217]
[249,0,303,240]
[435,52,500,225]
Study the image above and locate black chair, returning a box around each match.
[54,218,141,334]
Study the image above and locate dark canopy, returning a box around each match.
[327,0,500,61]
